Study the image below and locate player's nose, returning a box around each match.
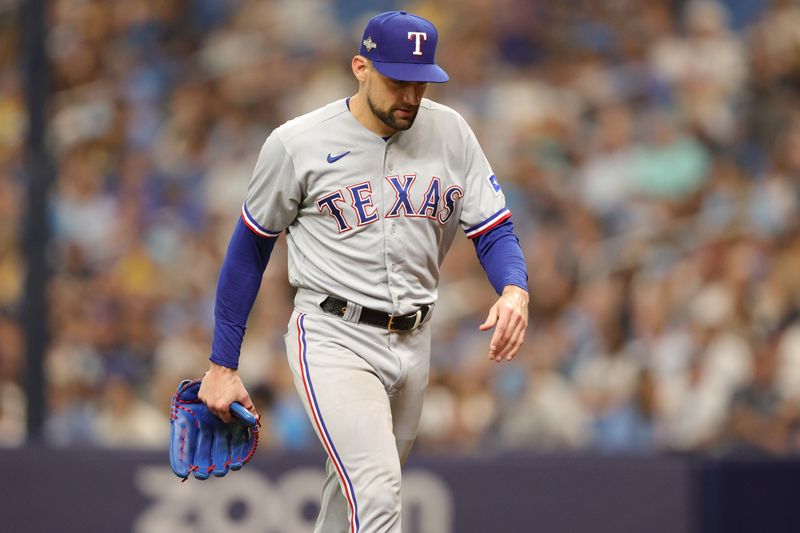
[400,83,425,105]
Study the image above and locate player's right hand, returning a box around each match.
[480,285,529,362]
[198,362,256,423]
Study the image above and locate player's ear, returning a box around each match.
[352,55,369,84]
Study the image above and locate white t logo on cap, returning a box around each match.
[407,31,428,56]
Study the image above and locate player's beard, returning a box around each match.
[367,94,419,131]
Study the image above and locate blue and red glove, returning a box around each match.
[169,379,260,481]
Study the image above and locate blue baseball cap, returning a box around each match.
[359,11,449,83]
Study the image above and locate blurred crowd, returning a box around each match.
[1,0,800,456]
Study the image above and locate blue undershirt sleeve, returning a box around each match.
[210,217,277,369]
[472,218,529,295]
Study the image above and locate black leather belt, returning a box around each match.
[320,296,430,332]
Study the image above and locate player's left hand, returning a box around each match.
[479,285,529,362]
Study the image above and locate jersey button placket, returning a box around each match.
[383,141,400,310]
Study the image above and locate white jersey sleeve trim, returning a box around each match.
[241,203,281,238]
[464,207,512,239]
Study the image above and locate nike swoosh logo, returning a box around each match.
[327,151,351,164]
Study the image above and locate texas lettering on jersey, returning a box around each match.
[316,174,463,233]
[241,98,508,312]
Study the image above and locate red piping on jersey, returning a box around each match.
[468,210,512,239]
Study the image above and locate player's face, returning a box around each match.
[365,67,427,132]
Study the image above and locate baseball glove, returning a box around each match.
[169,379,260,481]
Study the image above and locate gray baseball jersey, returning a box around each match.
[243,97,512,533]
[241,97,510,314]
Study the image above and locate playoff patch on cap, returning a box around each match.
[359,11,449,83]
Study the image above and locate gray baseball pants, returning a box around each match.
[285,289,432,533]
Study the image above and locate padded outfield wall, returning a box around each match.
[1,449,798,533]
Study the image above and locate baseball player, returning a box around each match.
[199,10,529,533]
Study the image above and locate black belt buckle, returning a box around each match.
[388,309,423,332]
